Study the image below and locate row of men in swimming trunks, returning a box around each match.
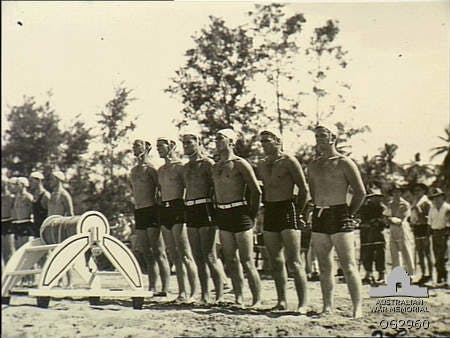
[1,171,73,263]
[130,125,367,318]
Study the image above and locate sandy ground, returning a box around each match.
[2,271,449,338]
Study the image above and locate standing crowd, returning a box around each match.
[2,125,449,318]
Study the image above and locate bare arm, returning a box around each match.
[341,158,366,216]
[287,156,309,214]
[307,163,316,205]
[63,191,74,216]
[236,159,262,219]
[148,166,159,201]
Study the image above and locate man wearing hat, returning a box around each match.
[130,139,170,295]
[29,171,50,238]
[256,129,309,313]
[157,136,198,303]
[48,171,74,217]
[308,124,366,318]
[182,131,226,304]
[427,187,449,287]
[211,128,262,307]
[410,183,433,284]
[358,188,387,285]
[385,183,415,277]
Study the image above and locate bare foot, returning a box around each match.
[297,306,309,315]
[353,304,363,319]
[271,302,287,311]
[250,300,262,309]
[235,295,244,306]
[321,307,333,316]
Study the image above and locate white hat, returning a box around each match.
[314,124,339,137]
[17,177,29,187]
[157,137,177,149]
[30,171,44,180]
[217,129,237,143]
[181,131,202,142]
[260,129,282,142]
[51,170,66,182]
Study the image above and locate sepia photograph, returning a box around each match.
[2,1,449,337]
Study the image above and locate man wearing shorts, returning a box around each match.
[308,125,366,318]
[29,171,50,238]
[130,139,170,295]
[182,132,226,304]
[211,129,262,307]
[257,130,309,313]
[157,137,198,302]
[410,183,432,284]
[11,177,35,248]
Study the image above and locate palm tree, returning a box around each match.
[375,143,403,175]
[431,127,450,188]
[402,152,436,184]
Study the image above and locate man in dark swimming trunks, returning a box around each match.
[257,130,309,313]
[182,132,225,304]
[29,171,50,238]
[130,139,170,295]
[211,129,262,307]
[308,125,366,318]
[157,137,198,303]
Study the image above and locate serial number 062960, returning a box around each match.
[379,319,430,330]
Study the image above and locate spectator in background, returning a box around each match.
[29,171,50,238]
[385,183,415,277]
[410,183,433,285]
[358,188,387,285]
[2,176,16,265]
[48,171,74,217]
[427,188,450,287]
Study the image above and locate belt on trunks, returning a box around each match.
[12,219,32,224]
[216,200,247,209]
[185,198,212,206]
[361,242,385,247]
[431,228,447,233]
[314,205,345,218]
[162,201,178,208]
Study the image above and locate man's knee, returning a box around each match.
[286,257,303,272]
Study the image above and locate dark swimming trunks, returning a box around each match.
[185,201,214,228]
[312,204,356,235]
[214,202,254,233]
[159,199,186,230]
[134,206,159,230]
[11,221,34,237]
[1,219,12,235]
[264,200,299,232]
[412,224,431,238]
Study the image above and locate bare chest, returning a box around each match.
[259,160,290,183]
[212,161,240,183]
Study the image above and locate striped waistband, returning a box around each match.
[216,201,247,209]
[185,198,212,206]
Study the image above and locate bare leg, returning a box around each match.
[332,232,362,318]
[282,229,308,313]
[264,231,287,310]
[311,232,334,314]
[390,240,401,269]
[199,226,224,302]
[135,229,157,291]
[220,230,244,305]
[400,240,415,277]
[236,229,261,307]
[148,227,170,294]
[162,226,187,300]
[173,223,198,300]
[188,227,209,303]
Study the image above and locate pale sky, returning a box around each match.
[2,1,449,165]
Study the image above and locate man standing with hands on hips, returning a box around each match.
[308,125,366,318]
